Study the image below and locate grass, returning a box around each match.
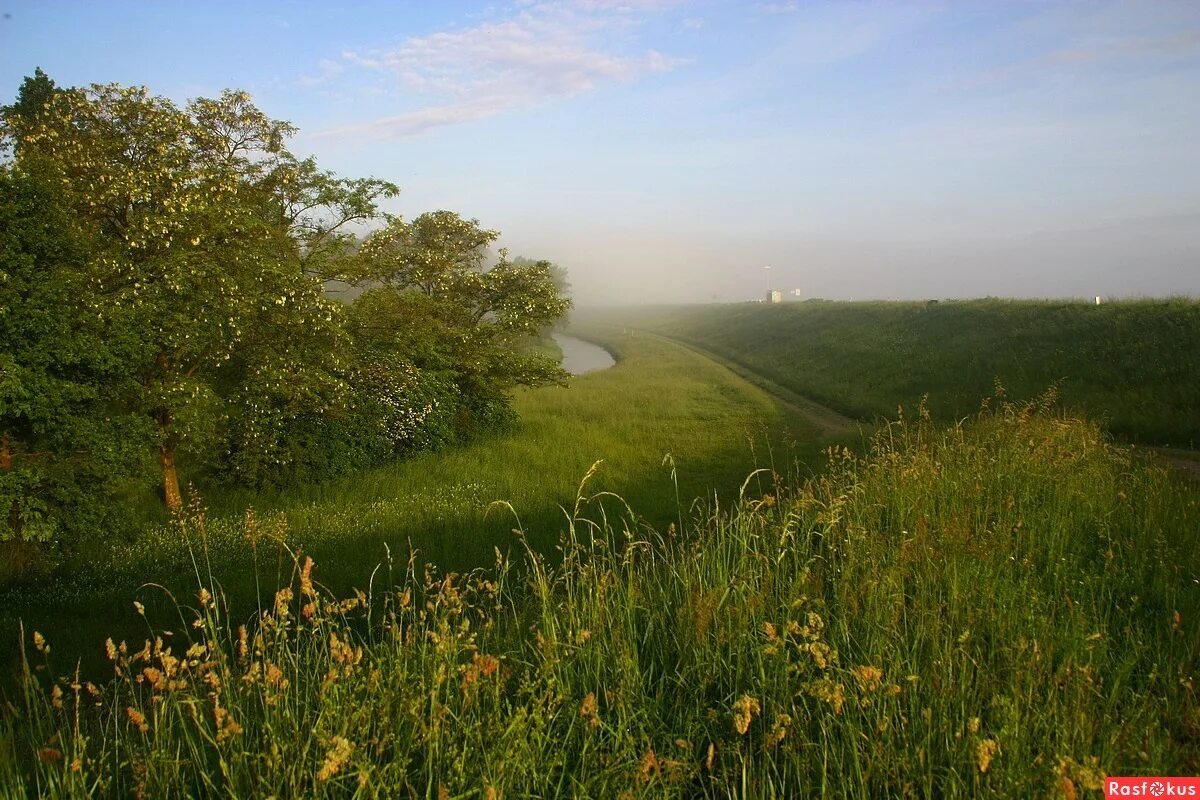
[4,398,1197,797]
[582,298,1200,447]
[0,328,834,685]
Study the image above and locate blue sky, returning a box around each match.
[2,0,1198,302]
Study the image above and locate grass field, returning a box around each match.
[5,398,1197,797]
[4,307,1199,797]
[582,299,1200,447]
[0,328,836,684]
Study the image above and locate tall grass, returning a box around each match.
[4,399,1196,797]
[0,330,831,685]
[586,298,1200,446]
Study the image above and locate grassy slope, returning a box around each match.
[5,404,1197,797]
[0,328,835,681]
[582,299,1200,447]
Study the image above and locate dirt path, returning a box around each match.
[1142,447,1200,482]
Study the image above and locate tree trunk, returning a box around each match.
[153,404,182,512]
[160,441,182,512]
[1,436,20,537]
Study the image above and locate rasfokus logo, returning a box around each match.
[1107,778,1200,798]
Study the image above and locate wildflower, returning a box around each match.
[142,667,163,691]
[38,747,63,764]
[731,695,761,735]
[807,641,835,670]
[637,749,661,783]
[273,587,293,617]
[32,631,46,653]
[580,692,600,728]
[214,705,243,743]
[1059,756,1105,792]
[474,653,500,677]
[329,631,361,667]
[104,638,117,661]
[126,706,149,733]
[765,714,792,748]
[263,663,287,689]
[299,557,315,597]
[976,739,999,773]
[967,717,981,734]
[802,678,846,714]
[51,685,63,710]
[801,611,824,640]
[851,665,884,693]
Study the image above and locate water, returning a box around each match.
[553,334,615,375]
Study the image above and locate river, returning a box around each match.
[552,333,615,375]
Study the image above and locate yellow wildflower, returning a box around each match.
[731,695,761,735]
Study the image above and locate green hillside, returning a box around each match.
[586,299,1200,446]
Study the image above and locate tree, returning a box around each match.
[349,211,571,434]
[0,67,58,146]
[3,82,395,508]
[0,168,152,544]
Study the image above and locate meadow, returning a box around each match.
[3,306,1199,797]
[0,328,834,683]
[584,299,1200,447]
[3,394,1197,797]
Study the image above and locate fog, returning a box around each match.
[500,213,1200,306]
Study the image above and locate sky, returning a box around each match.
[2,0,1198,303]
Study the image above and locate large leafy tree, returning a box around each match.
[350,211,571,432]
[4,80,396,508]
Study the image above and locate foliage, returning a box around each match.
[0,168,153,550]
[0,74,507,506]
[2,72,572,510]
[349,211,571,437]
[0,68,58,143]
[3,402,1196,796]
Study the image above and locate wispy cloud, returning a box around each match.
[316,2,683,139]
[297,58,345,88]
[955,26,1200,90]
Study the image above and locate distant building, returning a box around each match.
[766,290,782,304]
